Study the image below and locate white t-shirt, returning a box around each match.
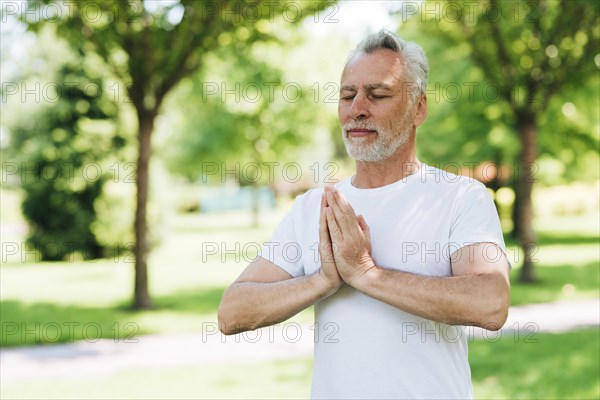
[260,164,506,399]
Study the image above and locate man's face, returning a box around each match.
[338,49,421,162]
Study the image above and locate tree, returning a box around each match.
[402,0,599,282]
[24,0,332,308]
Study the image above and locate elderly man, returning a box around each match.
[218,29,510,399]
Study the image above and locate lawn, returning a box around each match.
[470,328,600,399]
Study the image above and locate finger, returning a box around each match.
[321,189,328,208]
[357,215,370,234]
[357,214,372,255]
[326,206,343,242]
[326,188,349,230]
[319,195,339,265]
[327,187,344,223]
[319,195,331,244]
[333,187,357,224]
[328,187,357,233]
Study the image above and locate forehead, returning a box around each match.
[340,49,404,88]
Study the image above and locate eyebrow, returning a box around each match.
[340,83,393,92]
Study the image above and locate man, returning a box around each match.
[218,29,510,399]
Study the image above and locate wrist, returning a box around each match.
[352,262,381,292]
[312,270,340,299]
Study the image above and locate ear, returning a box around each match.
[413,94,428,127]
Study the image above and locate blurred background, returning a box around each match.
[1,0,598,399]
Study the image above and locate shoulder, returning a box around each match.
[295,186,324,203]
[419,164,488,194]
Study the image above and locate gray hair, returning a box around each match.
[348,29,429,99]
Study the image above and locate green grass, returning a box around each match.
[0,288,226,347]
[470,328,600,399]
[506,229,599,305]
[510,261,599,306]
[1,329,597,399]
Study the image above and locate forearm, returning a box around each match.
[218,273,331,335]
[355,267,510,330]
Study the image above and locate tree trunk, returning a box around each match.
[514,113,538,283]
[488,151,504,219]
[133,111,156,309]
[510,189,520,239]
[251,184,259,228]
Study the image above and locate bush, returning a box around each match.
[9,64,124,261]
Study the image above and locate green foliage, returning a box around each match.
[399,0,600,184]
[161,35,333,186]
[536,82,600,184]
[7,62,123,261]
[23,0,334,116]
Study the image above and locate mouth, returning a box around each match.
[346,128,377,138]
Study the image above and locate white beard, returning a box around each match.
[342,114,413,163]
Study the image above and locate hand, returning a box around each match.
[317,191,343,296]
[324,186,376,287]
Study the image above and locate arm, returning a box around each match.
[323,185,510,331]
[353,243,510,330]
[218,257,329,335]
[218,193,342,335]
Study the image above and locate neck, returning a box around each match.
[351,135,421,189]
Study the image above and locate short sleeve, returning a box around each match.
[259,200,305,278]
[448,181,507,255]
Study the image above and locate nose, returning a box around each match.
[349,92,370,120]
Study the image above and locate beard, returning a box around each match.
[342,111,413,162]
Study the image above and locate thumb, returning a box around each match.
[357,214,372,256]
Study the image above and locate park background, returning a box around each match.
[0,0,598,398]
